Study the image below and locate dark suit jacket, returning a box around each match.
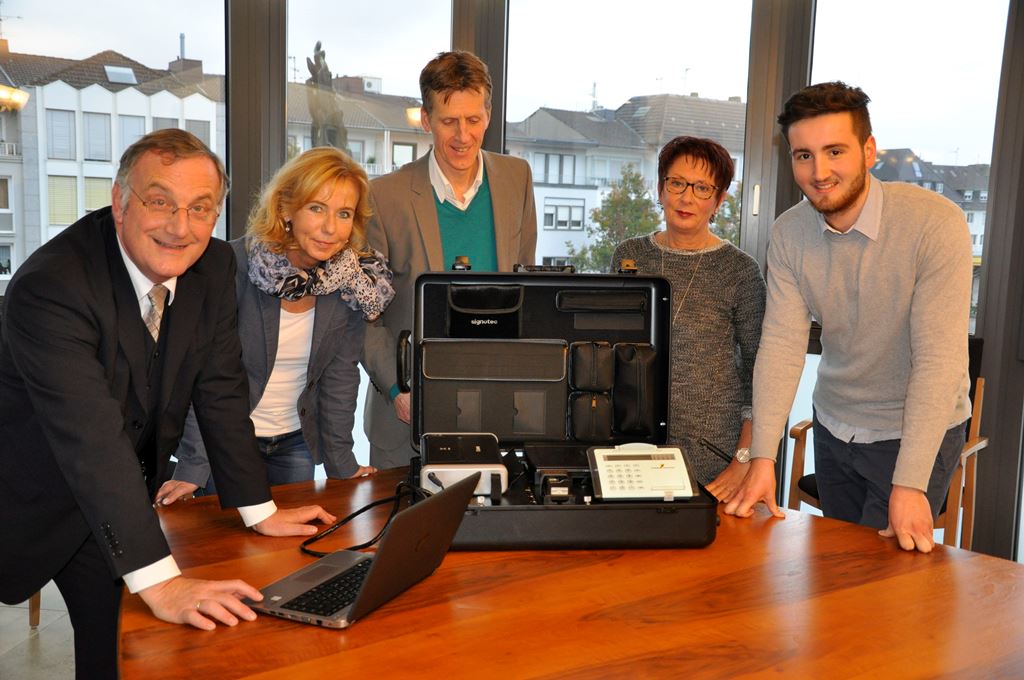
[172,239,366,483]
[361,151,537,467]
[0,208,270,603]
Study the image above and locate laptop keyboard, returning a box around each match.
[281,559,372,617]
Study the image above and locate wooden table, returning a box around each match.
[120,469,1024,678]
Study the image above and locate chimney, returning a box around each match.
[0,39,9,57]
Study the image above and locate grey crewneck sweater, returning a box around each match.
[612,234,765,484]
[751,179,973,491]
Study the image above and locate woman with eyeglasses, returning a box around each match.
[612,136,765,502]
[156,147,394,504]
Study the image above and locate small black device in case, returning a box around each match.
[420,432,502,466]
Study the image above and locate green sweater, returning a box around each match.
[434,172,498,272]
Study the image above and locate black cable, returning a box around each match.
[427,471,445,490]
[299,481,432,558]
[699,437,735,464]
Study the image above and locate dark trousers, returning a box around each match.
[812,412,965,530]
[53,533,124,679]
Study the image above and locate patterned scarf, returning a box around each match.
[247,241,395,321]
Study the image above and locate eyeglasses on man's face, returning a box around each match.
[128,185,220,225]
[663,176,717,200]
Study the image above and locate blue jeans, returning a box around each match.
[812,412,965,530]
[202,429,314,495]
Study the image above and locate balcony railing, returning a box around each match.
[0,142,20,157]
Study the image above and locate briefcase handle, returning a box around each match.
[396,329,412,394]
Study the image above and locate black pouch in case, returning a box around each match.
[569,392,613,442]
[447,284,524,338]
[570,341,615,392]
[613,343,657,436]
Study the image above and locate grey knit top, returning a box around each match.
[612,234,766,484]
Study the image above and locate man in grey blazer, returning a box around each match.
[362,50,537,469]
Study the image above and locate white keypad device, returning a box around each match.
[588,443,696,501]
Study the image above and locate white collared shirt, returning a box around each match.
[428,148,485,211]
[815,174,883,241]
[114,234,277,593]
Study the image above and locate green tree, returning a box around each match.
[566,164,662,273]
[712,181,742,246]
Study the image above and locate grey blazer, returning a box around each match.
[173,239,366,484]
[361,151,537,468]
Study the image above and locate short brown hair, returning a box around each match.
[115,128,229,212]
[657,136,735,200]
[419,50,492,115]
[246,146,373,257]
[778,81,873,144]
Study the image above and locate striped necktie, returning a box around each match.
[144,284,169,342]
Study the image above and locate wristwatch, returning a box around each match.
[734,447,751,464]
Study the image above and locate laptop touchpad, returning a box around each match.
[297,564,338,583]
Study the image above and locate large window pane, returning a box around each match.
[507,0,752,272]
[0,1,226,286]
[812,1,1008,335]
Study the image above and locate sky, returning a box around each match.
[3,0,1010,166]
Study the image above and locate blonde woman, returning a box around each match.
[157,147,394,503]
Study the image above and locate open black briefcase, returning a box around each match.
[401,270,717,549]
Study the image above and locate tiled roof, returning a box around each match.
[0,50,76,87]
[615,94,746,152]
[0,49,223,99]
[871,148,945,184]
[507,107,645,149]
[286,81,425,133]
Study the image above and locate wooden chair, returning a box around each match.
[787,376,988,549]
[28,590,41,628]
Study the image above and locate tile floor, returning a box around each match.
[0,581,75,679]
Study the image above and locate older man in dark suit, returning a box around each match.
[362,51,537,469]
[0,129,335,678]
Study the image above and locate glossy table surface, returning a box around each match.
[120,469,1024,679]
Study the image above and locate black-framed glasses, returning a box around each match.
[129,185,220,225]
[663,176,717,200]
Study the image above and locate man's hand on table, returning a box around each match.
[253,505,337,537]
[154,480,199,506]
[139,576,262,631]
[879,484,935,553]
[723,458,785,519]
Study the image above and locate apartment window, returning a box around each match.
[83,112,111,161]
[964,190,974,201]
[0,177,11,234]
[47,109,76,160]
[0,244,11,275]
[348,139,365,163]
[967,212,975,224]
[392,142,416,169]
[119,115,145,154]
[980,190,988,202]
[185,119,211,146]
[543,198,584,230]
[152,117,178,131]
[85,178,111,212]
[48,176,78,225]
[936,182,944,193]
[534,153,576,184]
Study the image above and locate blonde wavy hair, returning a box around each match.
[247,146,373,257]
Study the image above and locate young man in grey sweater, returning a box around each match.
[725,82,973,554]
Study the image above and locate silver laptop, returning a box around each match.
[249,471,480,628]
